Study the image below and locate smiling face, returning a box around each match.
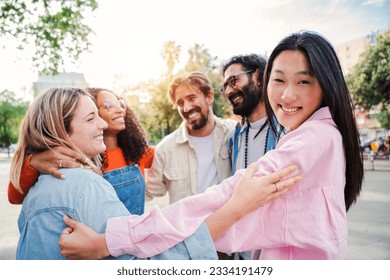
[96,91,126,135]
[68,95,108,158]
[174,84,213,134]
[267,50,323,130]
[223,63,261,118]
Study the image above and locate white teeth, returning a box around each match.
[94,136,104,142]
[188,112,198,119]
[281,106,299,113]
[232,96,242,104]
[113,117,124,122]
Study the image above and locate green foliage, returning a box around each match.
[377,109,390,130]
[0,0,98,75]
[0,90,28,147]
[347,30,390,111]
[137,78,181,143]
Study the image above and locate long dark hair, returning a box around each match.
[264,31,363,211]
[85,88,149,166]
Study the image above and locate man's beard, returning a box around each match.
[228,80,262,117]
[183,108,209,130]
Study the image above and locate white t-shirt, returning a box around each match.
[188,132,218,194]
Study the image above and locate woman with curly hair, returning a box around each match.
[85,87,154,214]
[8,88,154,215]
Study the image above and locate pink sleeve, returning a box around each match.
[106,171,243,258]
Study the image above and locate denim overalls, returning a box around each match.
[103,163,145,215]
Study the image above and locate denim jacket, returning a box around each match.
[16,168,217,260]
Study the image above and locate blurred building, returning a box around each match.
[335,37,370,76]
[335,35,388,139]
[33,72,88,96]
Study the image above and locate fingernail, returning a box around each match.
[60,174,65,179]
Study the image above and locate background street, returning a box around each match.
[1,153,389,260]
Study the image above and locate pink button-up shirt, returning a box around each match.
[106,107,348,259]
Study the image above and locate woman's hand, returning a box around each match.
[59,215,109,260]
[229,163,301,216]
[30,146,99,179]
[206,164,301,241]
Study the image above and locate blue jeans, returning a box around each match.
[103,164,145,215]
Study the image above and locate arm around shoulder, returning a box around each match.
[8,155,39,204]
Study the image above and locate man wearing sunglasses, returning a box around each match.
[221,54,281,260]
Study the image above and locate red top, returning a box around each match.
[103,147,154,175]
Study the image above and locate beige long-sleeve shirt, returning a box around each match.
[146,115,234,204]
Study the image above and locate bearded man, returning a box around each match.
[221,54,282,260]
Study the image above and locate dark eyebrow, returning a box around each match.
[185,93,198,99]
[223,75,234,83]
[297,70,313,76]
[273,69,313,76]
[273,69,284,74]
[224,71,244,82]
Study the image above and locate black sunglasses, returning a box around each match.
[220,70,254,94]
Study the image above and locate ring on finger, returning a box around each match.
[274,182,280,192]
[59,160,63,168]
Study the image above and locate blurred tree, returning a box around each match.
[137,78,181,144]
[160,41,181,75]
[184,43,216,72]
[377,109,390,130]
[0,90,28,152]
[347,29,390,129]
[0,0,98,74]
[138,41,182,143]
[124,94,141,112]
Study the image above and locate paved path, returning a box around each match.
[0,154,389,259]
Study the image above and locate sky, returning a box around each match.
[0,0,389,98]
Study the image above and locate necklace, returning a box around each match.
[244,127,249,168]
[244,120,269,168]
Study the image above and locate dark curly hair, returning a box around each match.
[85,87,149,168]
[221,54,267,85]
